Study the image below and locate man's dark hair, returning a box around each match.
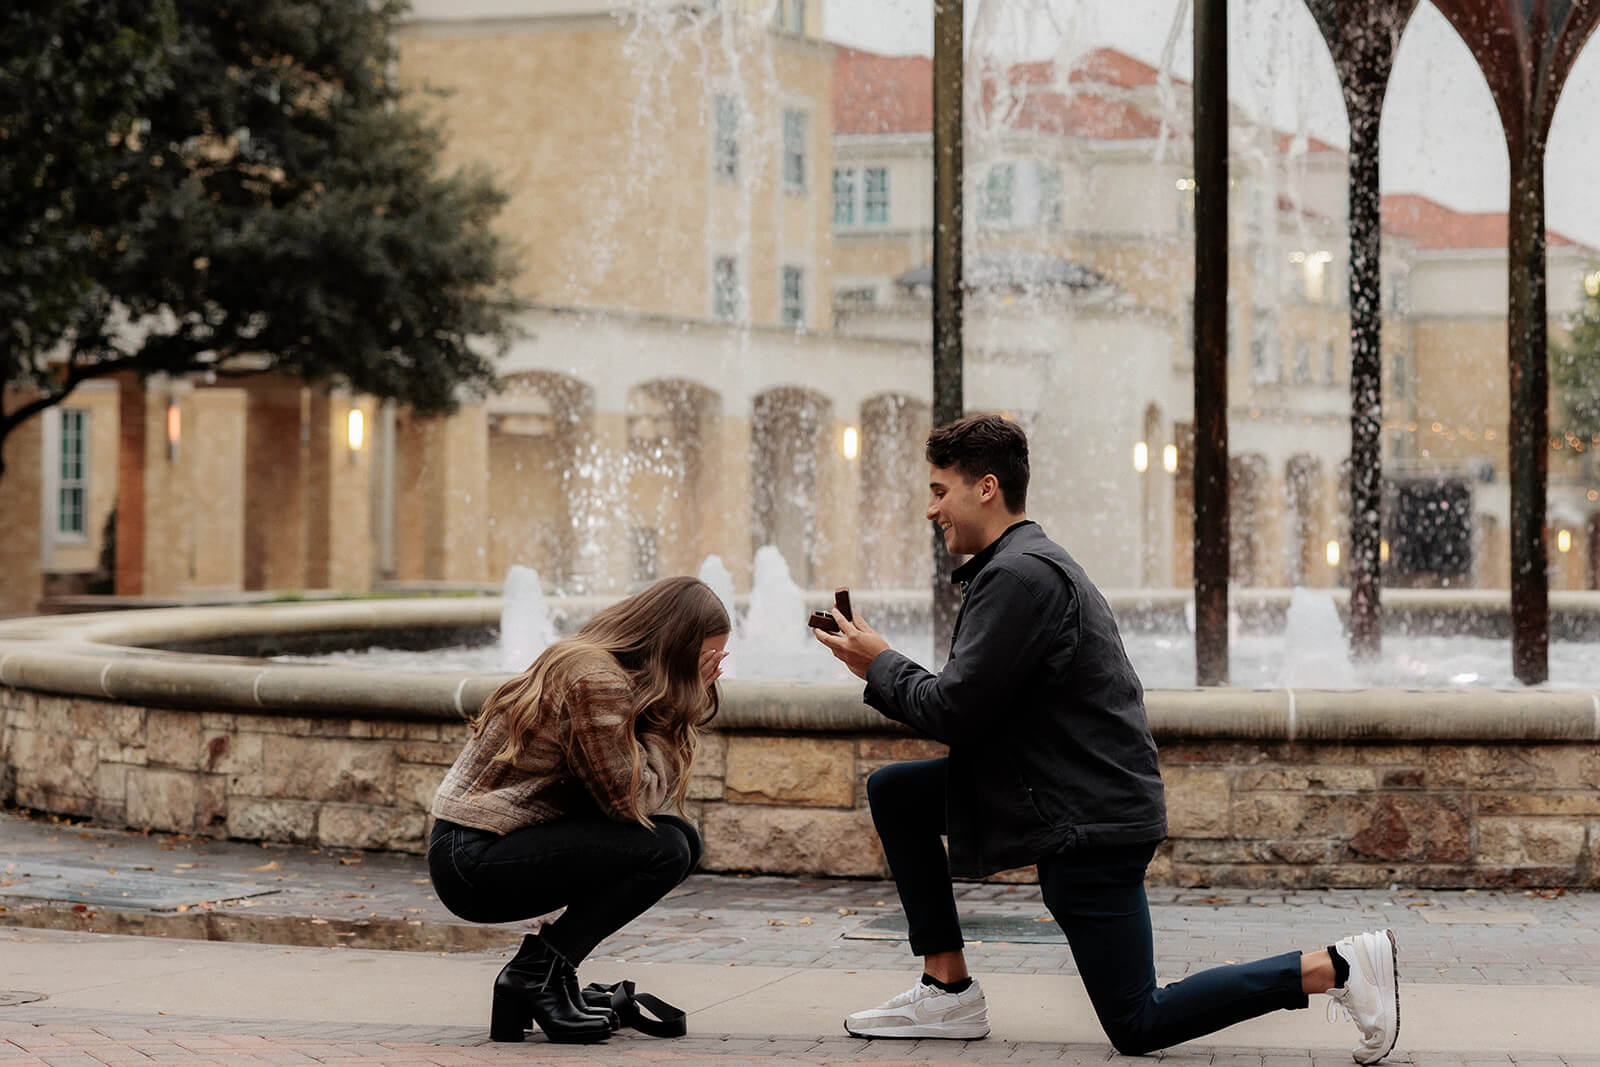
[925,414,1029,513]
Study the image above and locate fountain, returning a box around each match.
[497,565,557,672]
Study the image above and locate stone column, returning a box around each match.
[244,381,308,592]
[187,388,247,591]
[814,419,861,588]
[699,411,754,589]
[114,375,147,597]
[0,390,45,615]
[569,412,633,594]
[415,402,489,584]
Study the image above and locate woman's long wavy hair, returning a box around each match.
[473,576,731,823]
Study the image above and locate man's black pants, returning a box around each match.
[867,758,1309,1055]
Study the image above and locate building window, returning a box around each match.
[713,256,740,320]
[835,285,877,306]
[1037,165,1063,227]
[1293,340,1312,384]
[1250,311,1279,384]
[863,166,889,224]
[1323,339,1338,386]
[781,266,804,327]
[58,408,88,537]
[1177,177,1196,234]
[982,163,1014,223]
[714,93,739,182]
[832,168,855,226]
[774,0,804,32]
[782,109,807,192]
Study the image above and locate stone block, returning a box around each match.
[1231,766,1378,792]
[396,764,446,812]
[1423,746,1541,789]
[1229,793,1308,838]
[1348,794,1470,862]
[125,767,200,833]
[700,804,885,877]
[1477,817,1586,869]
[227,798,320,843]
[687,772,722,801]
[1476,792,1600,817]
[1164,767,1232,837]
[317,803,427,852]
[146,709,205,769]
[856,737,945,762]
[692,732,727,778]
[261,735,395,803]
[395,741,467,766]
[724,736,853,807]
[15,730,99,797]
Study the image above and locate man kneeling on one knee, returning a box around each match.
[813,414,1401,1065]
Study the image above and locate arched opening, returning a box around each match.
[1229,453,1268,586]
[486,372,594,591]
[624,379,722,587]
[859,393,930,588]
[1285,454,1324,587]
[752,387,832,588]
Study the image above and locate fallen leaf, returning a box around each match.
[247,861,280,873]
[836,908,856,916]
[797,917,813,926]
[338,857,362,866]
[310,918,329,925]
[176,905,189,913]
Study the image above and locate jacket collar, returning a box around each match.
[950,519,1036,585]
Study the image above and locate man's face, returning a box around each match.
[926,464,989,556]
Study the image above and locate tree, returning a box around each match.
[0,0,520,480]
[1550,279,1600,446]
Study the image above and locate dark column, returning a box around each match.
[1303,0,1418,662]
[1507,152,1550,682]
[931,0,964,665]
[1429,0,1600,683]
[1192,0,1230,686]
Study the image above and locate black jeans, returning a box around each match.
[867,758,1308,1056]
[428,812,701,965]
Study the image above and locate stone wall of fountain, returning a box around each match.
[5,597,1600,887]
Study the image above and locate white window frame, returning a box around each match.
[713,93,740,183]
[782,107,809,193]
[1250,310,1279,385]
[712,255,742,321]
[832,167,856,226]
[56,408,89,540]
[781,265,805,328]
[862,166,889,224]
[981,162,1015,224]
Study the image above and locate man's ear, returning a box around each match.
[979,473,1000,504]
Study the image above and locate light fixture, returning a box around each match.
[1380,539,1390,563]
[1326,540,1341,567]
[841,425,859,460]
[1557,529,1573,553]
[1133,441,1149,473]
[166,399,181,462]
[347,408,365,453]
[1162,444,1178,474]
[1586,271,1600,297]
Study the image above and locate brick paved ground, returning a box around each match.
[4,811,1598,1065]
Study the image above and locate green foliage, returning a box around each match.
[1,0,520,472]
[1550,284,1600,442]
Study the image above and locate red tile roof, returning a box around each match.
[833,46,932,136]
[1381,193,1582,250]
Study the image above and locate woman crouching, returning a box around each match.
[428,576,730,1044]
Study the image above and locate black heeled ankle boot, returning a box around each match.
[564,968,620,1032]
[489,934,611,1043]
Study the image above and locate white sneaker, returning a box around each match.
[1327,929,1400,1064]
[844,977,991,1040]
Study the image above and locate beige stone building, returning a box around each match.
[2,2,1597,618]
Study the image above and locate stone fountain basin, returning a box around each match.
[3,595,1600,888]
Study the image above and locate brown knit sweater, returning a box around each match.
[431,654,678,833]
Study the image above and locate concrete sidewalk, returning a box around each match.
[3,810,1599,1066]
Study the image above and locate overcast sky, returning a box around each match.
[823,0,1600,254]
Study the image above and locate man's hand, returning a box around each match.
[699,648,730,688]
[812,608,891,681]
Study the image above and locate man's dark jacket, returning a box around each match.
[865,520,1167,877]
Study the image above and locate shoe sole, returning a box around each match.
[844,1021,990,1040]
[1354,930,1400,1065]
